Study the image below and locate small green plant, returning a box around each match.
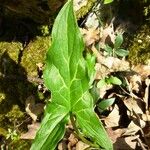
[6,129,19,141]
[98,98,115,112]
[96,76,120,113]
[31,0,112,149]
[97,75,122,88]
[104,34,129,57]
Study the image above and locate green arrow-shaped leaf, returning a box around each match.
[31,0,112,149]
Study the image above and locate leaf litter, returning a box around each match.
[77,5,150,149]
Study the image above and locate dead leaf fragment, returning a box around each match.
[128,75,142,93]
[114,135,139,150]
[124,97,144,115]
[74,0,87,11]
[123,120,145,136]
[25,95,44,121]
[106,128,126,143]
[104,104,120,127]
[132,65,150,80]
[76,141,89,150]
[20,122,40,139]
[81,28,100,46]
[99,23,115,47]
[68,133,78,148]
[144,78,150,110]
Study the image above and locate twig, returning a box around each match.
[70,113,99,148]
[119,85,144,102]
[137,137,147,150]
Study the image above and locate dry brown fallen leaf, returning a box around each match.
[20,122,40,139]
[123,97,144,115]
[123,119,145,136]
[99,83,113,98]
[114,135,139,150]
[104,104,120,127]
[132,65,150,80]
[128,75,142,93]
[80,28,100,46]
[141,113,150,122]
[92,46,130,80]
[76,141,89,150]
[68,133,78,149]
[143,78,150,110]
[99,22,116,48]
[25,95,44,122]
[74,0,87,11]
[106,128,126,143]
[95,63,110,79]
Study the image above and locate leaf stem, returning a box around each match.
[70,113,99,148]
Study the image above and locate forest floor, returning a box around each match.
[0,1,150,150]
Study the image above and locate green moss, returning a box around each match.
[0,93,6,104]
[0,127,7,136]
[9,140,32,150]
[0,114,6,126]
[0,42,22,60]
[6,105,24,123]
[0,38,46,142]
[39,25,50,36]
[128,24,150,65]
[76,0,96,19]
[21,36,50,77]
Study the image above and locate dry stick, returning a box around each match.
[16,117,31,128]
[119,84,144,102]
[137,137,147,150]
[70,113,99,148]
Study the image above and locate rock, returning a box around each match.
[128,23,150,65]
[21,36,50,77]
[0,0,65,24]
[0,0,96,24]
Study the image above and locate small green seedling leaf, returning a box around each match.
[104,44,113,56]
[104,0,113,4]
[114,34,123,49]
[106,76,122,85]
[115,49,129,57]
[98,98,115,111]
[31,0,113,150]
[97,79,107,88]
[90,83,100,104]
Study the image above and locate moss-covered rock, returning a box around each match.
[0,0,66,24]
[9,140,32,150]
[128,23,150,65]
[75,0,96,19]
[0,0,96,24]
[6,105,24,123]
[0,41,22,66]
[0,38,49,144]
[21,36,50,77]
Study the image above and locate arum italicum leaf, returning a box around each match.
[31,0,112,149]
